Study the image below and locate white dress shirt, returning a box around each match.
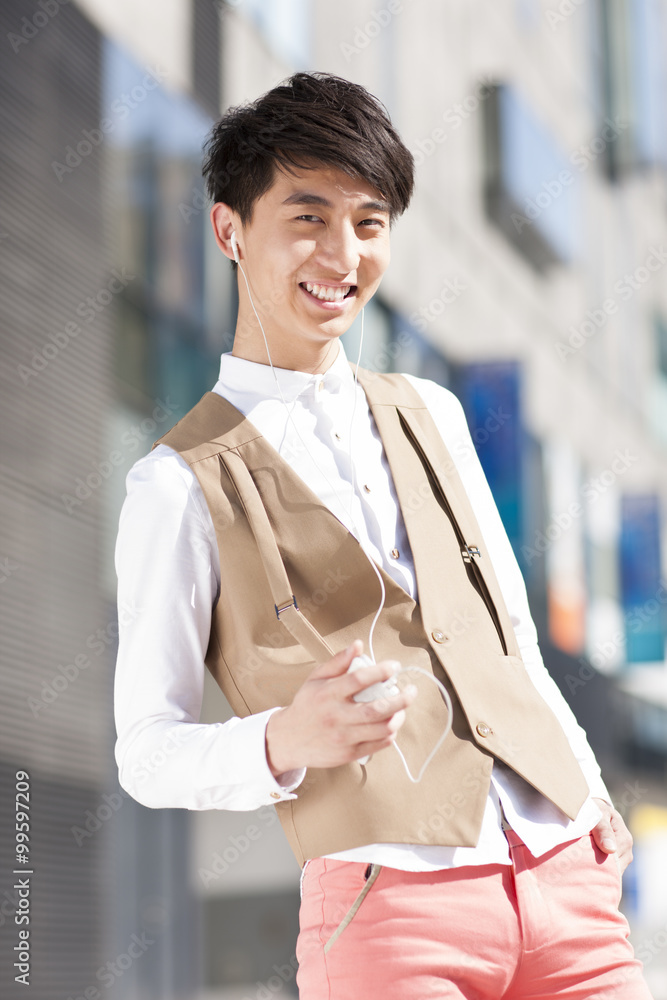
[114,340,610,871]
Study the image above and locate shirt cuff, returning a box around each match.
[253,707,307,803]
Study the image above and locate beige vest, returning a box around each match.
[153,366,588,865]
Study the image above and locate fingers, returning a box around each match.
[343,702,411,765]
[349,709,407,742]
[591,798,616,853]
[293,645,420,769]
[610,810,634,870]
[341,657,401,700]
[591,801,636,874]
[353,686,417,721]
[346,721,408,761]
[592,818,617,854]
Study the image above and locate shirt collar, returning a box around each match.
[216,339,356,404]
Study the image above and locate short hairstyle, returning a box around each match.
[202,71,414,263]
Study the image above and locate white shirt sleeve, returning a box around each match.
[113,444,306,811]
[403,375,611,804]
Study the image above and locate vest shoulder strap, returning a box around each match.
[351,365,429,409]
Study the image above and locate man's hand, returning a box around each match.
[265,639,417,776]
[591,798,633,873]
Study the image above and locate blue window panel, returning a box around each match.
[656,312,667,378]
[498,85,578,263]
[103,39,223,413]
[456,362,524,560]
[242,0,311,68]
[390,313,451,386]
[103,43,211,157]
[620,495,665,662]
[631,0,667,166]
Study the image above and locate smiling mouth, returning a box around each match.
[300,281,357,303]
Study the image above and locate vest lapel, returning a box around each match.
[355,368,520,660]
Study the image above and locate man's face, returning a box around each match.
[231,162,392,358]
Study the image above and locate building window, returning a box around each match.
[341,296,394,372]
[454,361,526,563]
[482,84,578,271]
[648,312,667,448]
[241,0,311,68]
[596,0,667,178]
[341,303,451,384]
[390,314,451,387]
[656,312,667,379]
[541,441,587,656]
[620,494,665,663]
[103,40,230,418]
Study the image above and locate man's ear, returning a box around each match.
[210,203,238,263]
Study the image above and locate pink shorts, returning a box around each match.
[296,831,651,999]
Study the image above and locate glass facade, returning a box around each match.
[455,361,525,561]
[104,40,227,420]
[483,83,578,269]
[620,495,665,663]
[597,0,667,177]
[630,0,667,166]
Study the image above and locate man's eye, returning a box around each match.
[360,218,386,227]
[296,215,322,223]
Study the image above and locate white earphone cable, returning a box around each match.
[234,242,451,781]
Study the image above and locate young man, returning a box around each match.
[114,72,651,998]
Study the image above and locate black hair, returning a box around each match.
[202,71,414,263]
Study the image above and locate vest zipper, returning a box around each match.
[463,553,508,656]
[398,413,508,656]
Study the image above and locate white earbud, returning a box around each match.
[230,230,240,264]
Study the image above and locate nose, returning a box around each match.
[316,221,360,275]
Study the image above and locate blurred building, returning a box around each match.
[1,0,666,998]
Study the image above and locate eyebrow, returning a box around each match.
[281,191,391,214]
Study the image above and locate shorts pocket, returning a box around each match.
[299,858,312,900]
[323,863,382,955]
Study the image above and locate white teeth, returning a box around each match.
[304,282,351,302]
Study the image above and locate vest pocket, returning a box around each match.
[323,863,382,954]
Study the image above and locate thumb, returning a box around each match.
[593,818,617,853]
[310,639,363,680]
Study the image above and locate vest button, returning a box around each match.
[431,629,449,643]
[270,792,281,800]
[476,722,493,738]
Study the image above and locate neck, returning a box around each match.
[231,320,341,375]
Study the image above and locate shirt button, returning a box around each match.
[363,484,371,493]
[390,548,400,559]
[476,722,493,738]
[334,432,341,441]
[270,791,281,800]
[316,380,324,393]
[431,629,448,643]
